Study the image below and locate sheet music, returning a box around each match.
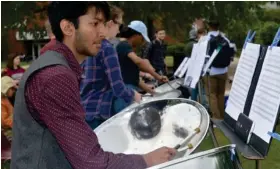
[174,57,189,77]
[202,49,219,76]
[249,46,280,143]
[184,41,207,88]
[226,43,260,120]
[178,59,190,78]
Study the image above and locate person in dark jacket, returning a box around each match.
[147,28,167,75]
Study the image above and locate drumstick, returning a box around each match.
[177,143,193,152]
[174,128,200,150]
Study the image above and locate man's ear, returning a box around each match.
[60,19,75,38]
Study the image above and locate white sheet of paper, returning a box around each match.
[174,57,189,77]
[184,41,207,88]
[178,59,190,78]
[225,43,260,120]
[249,46,280,143]
[202,49,219,76]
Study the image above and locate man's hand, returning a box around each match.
[146,84,155,95]
[143,147,176,167]
[144,73,155,81]
[159,76,169,83]
[134,91,142,103]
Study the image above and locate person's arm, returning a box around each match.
[103,45,135,103]
[138,80,155,94]
[139,72,154,81]
[128,52,167,82]
[1,99,13,128]
[34,71,147,169]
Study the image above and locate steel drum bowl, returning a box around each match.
[125,78,184,111]
[141,90,182,102]
[94,98,210,159]
[148,145,243,169]
[154,78,184,93]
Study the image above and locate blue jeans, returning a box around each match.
[113,84,138,114]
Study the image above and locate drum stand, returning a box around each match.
[197,73,263,169]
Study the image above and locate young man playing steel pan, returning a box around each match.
[11,2,176,169]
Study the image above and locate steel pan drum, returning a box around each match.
[123,78,184,111]
[154,78,184,93]
[141,90,182,102]
[148,145,243,169]
[95,98,209,159]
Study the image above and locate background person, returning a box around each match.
[147,28,168,75]
[80,6,142,129]
[3,53,25,82]
[204,20,234,120]
[116,21,169,95]
[1,76,16,141]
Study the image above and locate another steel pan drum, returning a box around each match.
[148,145,243,169]
[123,79,184,111]
[141,90,182,102]
[154,78,184,93]
[94,98,209,159]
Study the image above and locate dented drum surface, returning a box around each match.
[95,98,210,159]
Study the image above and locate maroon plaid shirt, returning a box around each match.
[25,42,147,169]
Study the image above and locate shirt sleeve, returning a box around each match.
[116,42,133,57]
[102,45,134,103]
[31,71,147,169]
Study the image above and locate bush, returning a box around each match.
[255,21,279,46]
[166,43,185,57]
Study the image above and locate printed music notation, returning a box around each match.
[226,43,260,120]
[249,46,280,143]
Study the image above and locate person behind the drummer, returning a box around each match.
[146,28,168,75]
[11,2,176,169]
[115,21,169,112]
[80,6,142,129]
[203,20,231,120]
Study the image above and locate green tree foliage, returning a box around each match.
[255,22,279,45]
[1,2,47,38]
[1,2,47,60]
[2,1,276,53]
[111,1,266,48]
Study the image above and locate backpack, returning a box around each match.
[207,34,235,68]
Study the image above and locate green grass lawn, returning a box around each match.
[197,124,280,169]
